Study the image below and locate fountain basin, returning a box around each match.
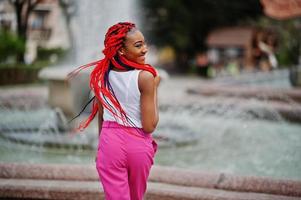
[1,83,301,180]
[1,75,301,199]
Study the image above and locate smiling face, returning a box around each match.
[119,29,148,64]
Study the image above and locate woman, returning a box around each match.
[69,22,160,200]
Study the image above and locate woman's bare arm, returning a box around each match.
[97,99,104,136]
[139,71,160,133]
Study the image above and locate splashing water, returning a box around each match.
[72,0,140,65]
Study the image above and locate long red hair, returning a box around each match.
[68,22,157,131]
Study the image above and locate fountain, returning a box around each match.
[1,72,301,199]
[1,1,301,199]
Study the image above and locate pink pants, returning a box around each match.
[95,121,157,200]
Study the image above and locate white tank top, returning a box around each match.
[102,69,142,127]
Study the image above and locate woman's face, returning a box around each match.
[120,30,148,64]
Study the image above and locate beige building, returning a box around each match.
[0,1,16,31]
[206,26,278,72]
[0,0,70,63]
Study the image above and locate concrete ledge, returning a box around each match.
[0,163,301,198]
[149,166,301,197]
[187,85,301,103]
[0,179,300,200]
[0,179,103,200]
[146,182,301,200]
[0,163,98,181]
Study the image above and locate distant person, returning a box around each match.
[264,33,278,69]
[69,22,160,200]
[254,30,278,71]
[196,52,209,77]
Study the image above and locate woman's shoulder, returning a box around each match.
[138,70,155,92]
[138,70,155,82]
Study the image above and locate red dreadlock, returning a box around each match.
[68,22,157,131]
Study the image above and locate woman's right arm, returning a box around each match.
[139,71,160,133]
[97,99,104,136]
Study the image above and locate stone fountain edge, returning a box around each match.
[0,162,300,198]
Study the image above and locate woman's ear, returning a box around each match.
[118,48,125,56]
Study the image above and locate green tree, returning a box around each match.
[8,0,43,63]
[141,0,263,72]
[277,20,300,66]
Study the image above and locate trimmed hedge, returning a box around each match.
[0,67,41,85]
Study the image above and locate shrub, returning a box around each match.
[37,47,66,62]
[0,30,25,63]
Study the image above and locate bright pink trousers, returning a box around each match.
[95,121,157,200]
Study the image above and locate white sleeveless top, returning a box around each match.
[102,70,142,127]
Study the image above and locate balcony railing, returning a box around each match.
[29,28,52,41]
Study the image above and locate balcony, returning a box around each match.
[29,28,52,41]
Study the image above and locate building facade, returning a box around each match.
[0,0,70,63]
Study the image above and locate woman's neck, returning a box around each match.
[111,67,129,72]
